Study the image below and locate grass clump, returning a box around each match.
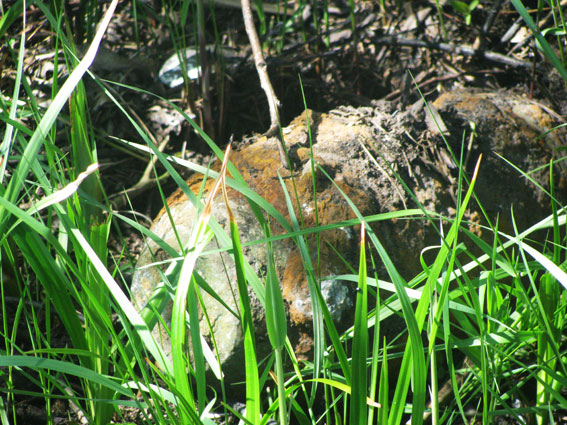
[1,1,567,425]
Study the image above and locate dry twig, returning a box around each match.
[373,35,532,69]
[241,0,289,168]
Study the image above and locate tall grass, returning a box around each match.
[1,1,567,425]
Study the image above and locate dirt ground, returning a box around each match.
[4,0,566,220]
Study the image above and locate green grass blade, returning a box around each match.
[263,219,289,425]
[311,163,423,425]
[0,0,24,39]
[0,0,118,232]
[368,251,382,425]
[11,229,87,352]
[101,89,272,307]
[0,356,134,397]
[188,276,208,413]
[0,6,26,184]
[349,225,368,425]
[276,171,325,403]
[378,339,389,425]
[510,0,567,81]
[222,149,260,424]
[264,222,288,350]
[233,217,261,424]
[170,146,231,422]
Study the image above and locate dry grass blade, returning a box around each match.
[206,142,233,220]
[29,163,99,214]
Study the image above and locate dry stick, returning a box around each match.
[482,0,506,36]
[373,35,532,69]
[213,0,294,15]
[240,0,289,168]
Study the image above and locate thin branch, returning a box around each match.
[241,0,289,168]
[211,0,295,15]
[373,35,532,69]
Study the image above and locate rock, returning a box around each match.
[131,89,565,382]
[431,89,566,235]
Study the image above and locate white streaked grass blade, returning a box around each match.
[508,238,567,291]
[170,143,232,422]
[1,0,118,220]
[69,226,174,375]
[27,163,99,214]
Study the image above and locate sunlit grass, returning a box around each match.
[1,1,567,425]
